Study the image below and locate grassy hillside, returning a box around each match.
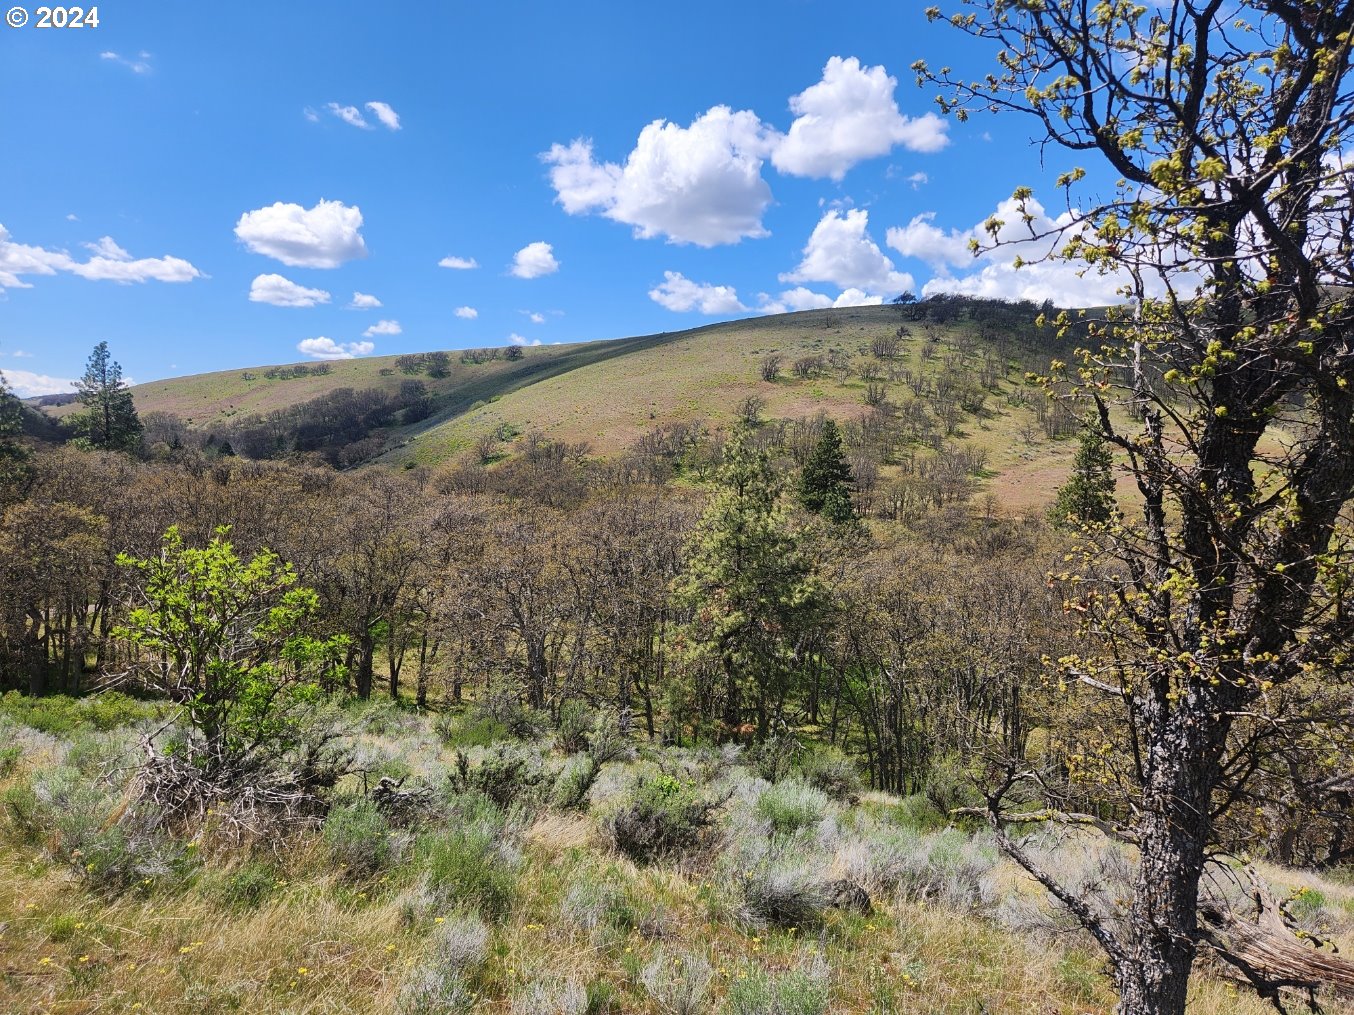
[41,303,1095,510]
[375,306,1088,510]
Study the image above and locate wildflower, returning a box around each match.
[434,916,446,924]
[26,903,37,909]
[78,955,90,963]
[297,967,309,975]
[385,943,396,952]
[38,956,53,966]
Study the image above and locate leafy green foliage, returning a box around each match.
[113,526,348,776]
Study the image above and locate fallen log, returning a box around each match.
[1198,868,1354,1011]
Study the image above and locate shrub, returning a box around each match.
[559,863,635,938]
[474,691,547,740]
[510,979,587,1015]
[422,823,518,919]
[891,793,948,832]
[587,709,636,765]
[894,828,999,909]
[922,755,980,815]
[555,700,595,754]
[353,698,420,736]
[746,733,801,784]
[831,825,922,895]
[755,781,829,836]
[434,712,509,748]
[428,911,490,971]
[797,746,861,801]
[601,774,726,864]
[551,754,599,810]
[640,948,714,1015]
[452,743,550,810]
[324,797,397,878]
[397,969,476,1015]
[0,744,21,778]
[22,765,191,894]
[723,956,831,1015]
[214,861,276,909]
[740,858,830,928]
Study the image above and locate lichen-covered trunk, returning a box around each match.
[1115,699,1225,1015]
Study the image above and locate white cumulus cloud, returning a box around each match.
[543,106,778,247]
[348,291,381,309]
[781,209,913,297]
[831,288,882,307]
[771,57,948,181]
[885,212,977,269]
[297,337,375,360]
[249,273,331,308]
[757,287,833,314]
[0,368,75,397]
[508,333,542,347]
[327,103,369,128]
[896,195,1148,307]
[363,319,402,337]
[0,224,201,289]
[757,285,881,314]
[509,241,559,279]
[454,306,478,319]
[438,255,479,270]
[365,101,401,130]
[234,199,367,269]
[648,271,747,314]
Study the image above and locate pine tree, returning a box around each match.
[673,427,824,736]
[72,341,142,453]
[1049,424,1116,528]
[798,418,854,518]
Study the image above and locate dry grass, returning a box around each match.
[0,707,1339,1015]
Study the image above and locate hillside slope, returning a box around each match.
[43,303,1090,509]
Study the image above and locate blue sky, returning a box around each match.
[0,0,1112,396]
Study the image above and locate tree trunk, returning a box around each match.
[1116,701,1223,1015]
[356,630,375,699]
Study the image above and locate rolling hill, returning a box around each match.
[40,302,1089,510]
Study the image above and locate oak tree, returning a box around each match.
[920,3,1354,1012]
